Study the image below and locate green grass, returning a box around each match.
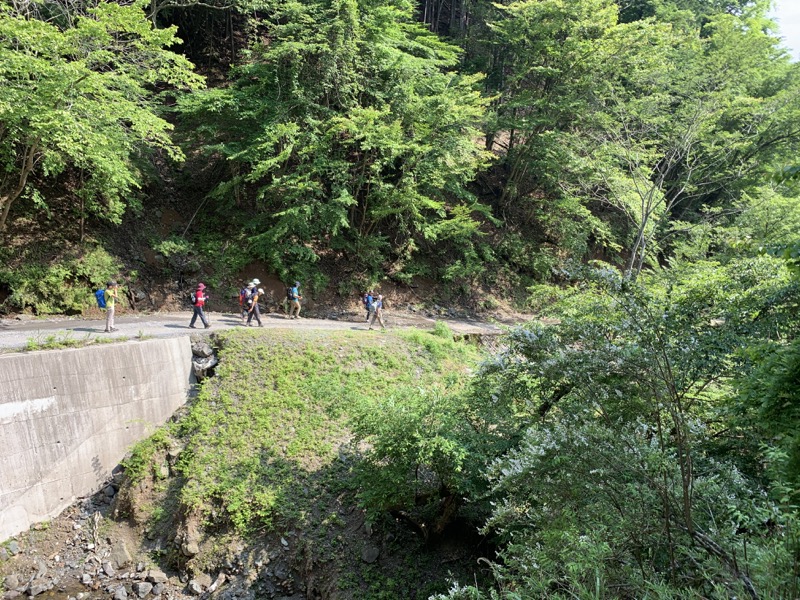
[168,328,482,535]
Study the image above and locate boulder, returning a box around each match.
[187,581,203,596]
[180,540,199,558]
[113,586,128,600]
[109,543,132,570]
[191,341,214,358]
[146,570,168,585]
[361,545,380,564]
[132,582,152,598]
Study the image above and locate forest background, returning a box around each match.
[1,0,800,597]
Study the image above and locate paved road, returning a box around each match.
[0,310,505,351]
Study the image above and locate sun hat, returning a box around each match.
[258,288,264,294]
[251,278,261,285]
[197,283,206,289]
[247,283,256,289]
[294,281,300,286]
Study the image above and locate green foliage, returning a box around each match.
[177,0,491,278]
[122,427,173,485]
[433,257,800,598]
[171,329,482,535]
[0,0,203,231]
[0,245,123,314]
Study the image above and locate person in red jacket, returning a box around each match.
[189,283,210,329]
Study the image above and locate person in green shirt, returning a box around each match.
[104,280,119,332]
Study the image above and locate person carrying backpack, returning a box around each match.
[189,283,210,329]
[288,281,303,319]
[362,290,374,323]
[103,280,119,333]
[239,282,250,323]
[368,294,386,330]
[247,287,264,327]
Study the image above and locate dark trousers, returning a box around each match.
[190,306,209,327]
[247,304,262,326]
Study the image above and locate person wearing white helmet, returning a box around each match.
[247,286,264,327]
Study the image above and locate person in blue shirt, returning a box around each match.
[362,290,374,323]
[289,281,303,319]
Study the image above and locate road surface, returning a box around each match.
[0,309,505,351]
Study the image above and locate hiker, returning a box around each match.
[103,280,119,333]
[189,283,211,329]
[368,294,386,330]
[362,291,374,323]
[247,287,264,327]
[288,281,302,319]
[238,282,250,323]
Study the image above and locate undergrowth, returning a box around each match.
[171,328,482,534]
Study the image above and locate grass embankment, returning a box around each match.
[124,324,484,598]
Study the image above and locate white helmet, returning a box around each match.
[258,288,264,294]
[251,278,261,285]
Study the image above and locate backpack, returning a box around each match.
[190,292,197,305]
[95,289,106,309]
[286,287,293,302]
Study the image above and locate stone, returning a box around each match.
[110,543,132,570]
[136,563,145,573]
[146,570,168,585]
[26,579,50,597]
[132,582,152,598]
[103,561,116,577]
[191,341,214,358]
[207,574,226,593]
[4,575,19,590]
[113,586,128,600]
[187,581,203,596]
[180,540,199,558]
[0,548,8,561]
[34,559,47,579]
[3,591,21,599]
[7,542,20,556]
[361,545,380,564]
[103,486,116,498]
[81,574,92,585]
[193,573,212,589]
[151,583,164,596]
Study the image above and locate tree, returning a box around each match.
[177,0,491,278]
[0,0,203,233]
[432,258,800,598]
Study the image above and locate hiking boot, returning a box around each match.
[204,325,211,329]
[110,327,118,332]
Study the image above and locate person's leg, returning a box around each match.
[190,307,198,327]
[105,306,112,332]
[294,300,301,318]
[109,306,116,331]
[369,311,376,329]
[201,307,210,328]
[254,304,262,326]
[377,310,385,329]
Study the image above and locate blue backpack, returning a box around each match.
[95,289,106,309]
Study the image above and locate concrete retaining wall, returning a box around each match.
[0,337,194,541]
